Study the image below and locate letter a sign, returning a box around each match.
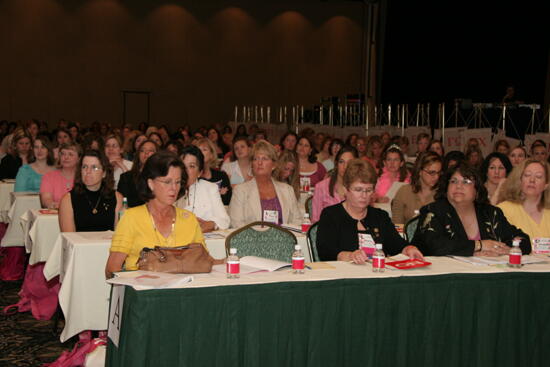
[108,285,125,347]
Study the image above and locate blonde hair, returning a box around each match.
[499,159,550,209]
[343,159,377,188]
[195,137,221,169]
[273,150,300,199]
[251,140,278,163]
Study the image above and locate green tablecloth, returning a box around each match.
[106,272,550,367]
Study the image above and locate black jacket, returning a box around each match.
[317,203,408,261]
[412,198,531,256]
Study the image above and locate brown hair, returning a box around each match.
[343,159,377,188]
[411,151,442,193]
[273,150,300,199]
[73,149,115,198]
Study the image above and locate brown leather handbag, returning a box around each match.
[136,243,213,274]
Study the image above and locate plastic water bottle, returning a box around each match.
[508,240,522,268]
[227,248,240,278]
[292,245,305,274]
[301,213,312,233]
[118,197,128,221]
[372,243,385,273]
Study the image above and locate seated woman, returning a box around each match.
[0,129,32,179]
[392,151,442,225]
[428,139,444,158]
[508,145,527,167]
[280,131,298,152]
[273,149,300,200]
[375,145,411,203]
[52,128,73,161]
[480,152,512,205]
[59,150,123,232]
[175,146,230,232]
[311,146,358,223]
[104,134,133,188]
[229,140,302,228]
[117,139,158,208]
[297,136,327,190]
[465,145,483,170]
[105,151,206,278]
[493,139,510,155]
[316,159,423,263]
[498,159,550,250]
[221,135,253,186]
[195,138,232,205]
[321,138,344,171]
[40,142,81,209]
[412,163,531,256]
[15,135,56,192]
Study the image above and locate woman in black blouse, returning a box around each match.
[412,163,531,256]
[317,159,423,264]
[59,150,123,232]
[117,139,158,208]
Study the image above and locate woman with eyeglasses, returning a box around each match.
[105,151,207,278]
[497,159,550,250]
[392,151,442,225]
[480,152,513,205]
[317,159,424,263]
[59,150,123,232]
[412,163,530,256]
[229,140,301,228]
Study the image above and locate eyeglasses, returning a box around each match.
[81,164,102,172]
[155,178,182,187]
[422,169,441,176]
[449,178,474,186]
[349,187,374,194]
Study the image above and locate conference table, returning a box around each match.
[21,209,60,264]
[104,257,550,367]
[0,192,41,247]
[43,228,311,342]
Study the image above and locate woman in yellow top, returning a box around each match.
[498,159,550,251]
[105,151,206,278]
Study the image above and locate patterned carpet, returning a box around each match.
[0,279,70,367]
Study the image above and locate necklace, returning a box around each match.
[85,189,102,214]
[149,206,176,246]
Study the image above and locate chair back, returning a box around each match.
[225,221,297,262]
[404,215,420,242]
[306,222,320,262]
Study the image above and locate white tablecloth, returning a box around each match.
[0,181,15,222]
[21,209,61,265]
[43,228,310,342]
[0,192,41,247]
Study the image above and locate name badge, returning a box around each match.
[358,233,376,257]
[533,237,550,254]
[300,177,311,192]
[263,210,279,224]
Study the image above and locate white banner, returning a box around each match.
[434,127,465,153]
[462,128,494,156]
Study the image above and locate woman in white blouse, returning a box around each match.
[175,146,230,232]
[221,135,253,186]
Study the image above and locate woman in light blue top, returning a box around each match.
[14,135,55,192]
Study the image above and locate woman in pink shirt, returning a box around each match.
[375,145,411,203]
[40,143,81,208]
[312,146,358,222]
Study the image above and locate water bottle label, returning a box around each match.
[227,261,240,274]
[292,257,305,270]
[373,256,385,269]
[509,253,521,265]
[301,223,311,232]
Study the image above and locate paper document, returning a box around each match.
[107,270,194,290]
[450,255,547,266]
[213,256,292,274]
